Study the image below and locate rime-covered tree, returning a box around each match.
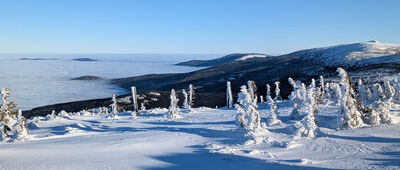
[131,86,138,112]
[110,94,120,114]
[226,81,233,108]
[0,88,17,126]
[166,89,181,119]
[247,80,257,102]
[319,76,325,100]
[235,85,261,130]
[357,79,371,102]
[274,81,282,101]
[265,84,273,104]
[189,84,195,108]
[182,89,190,109]
[336,68,363,129]
[266,99,281,126]
[371,83,385,102]
[296,85,317,138]
[13,110,28,140]
[383,80,395,100]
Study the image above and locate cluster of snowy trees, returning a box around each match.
[232,68,397,138]
[0,88,28,142]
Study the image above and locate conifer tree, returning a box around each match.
[166,89,181,119]
[226,81,234,108]
[274,81,282,101]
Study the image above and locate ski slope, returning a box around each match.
[0,102,399,170]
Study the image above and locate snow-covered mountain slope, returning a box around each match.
[291,41,400,66]
[176,53,270,67]
[3,103,400,169]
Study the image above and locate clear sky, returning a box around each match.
[0,0,399,54]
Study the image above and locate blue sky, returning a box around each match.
[0,0,399,54]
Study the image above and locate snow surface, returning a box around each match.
[296,41,400,66]
[1,102,399,169]
[0,54,215,109]
[235,54,269,61]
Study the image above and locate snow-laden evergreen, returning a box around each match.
[295,85,317,138]
[226,81,233,108]
[182,89,190,109]
[235,85,261,130]
[265,84,273,104]
[189,84,194,108]
[266,99,281,126]
[131,86,138,113]
[165,89,181,119]
[110,94,120,114]
[336,68,364,129]
[274,81,282,101]
[247,80,257,102]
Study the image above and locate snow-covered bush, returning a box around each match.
[235,85,261,130]
[266,99,281,126]
[226,81,233,108]
[289,103,300,120]
[274,81,282,101]
[336,68,364,129]
[165,89,181,119]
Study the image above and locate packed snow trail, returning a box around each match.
[0,103,399,170]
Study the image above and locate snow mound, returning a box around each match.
[294,41,400,66]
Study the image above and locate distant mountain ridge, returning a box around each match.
[176,53,270,67]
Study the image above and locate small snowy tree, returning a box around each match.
[383,80,395,100]
[182,89,190,109]
[189,84,195,108]
[247,80,257,102]
[110,94,120,114]
[265,84,273,103]
[336,68,363,129]
[371,83,385,102]
[165,89,181,119]
[266,99,281,126]
[13,110,28,140]
[131,86,138,112]
[296,87,317,138]
[235,85,261,130]
[0,88,17,126]
[357,79,371,102]
[259,95,264,103]
[274,81,282,101]
[319,76,325,100]
[226,81,234,108]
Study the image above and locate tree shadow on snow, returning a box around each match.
[143,120,235,126]
[141,145,335,170]
[366,151,400,167]
[318,131,400,143]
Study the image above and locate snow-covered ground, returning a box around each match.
[1,102,399,170]
[0,54,217,109]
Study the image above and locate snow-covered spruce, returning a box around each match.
[371,83,385,102]
[295,85,317,138]
[383,80,395,101]
[289,103,300,120]
[247,80,257,102]
[110,94,120,114]
[235,85,261,130]
[274,81,282,101]
[265,84,273,104]
[165,89,181,119]
[188,84,194,108]
[131,86,139,113]
[357,79,371,103]
[182,89,190,109]
[336,68,364,129]
[266,99,281,126]
[0,88,28,142]
[319,76,325,102]
[226,81,233,109]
